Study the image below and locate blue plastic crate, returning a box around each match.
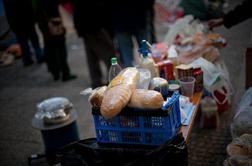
[92,92,181,146]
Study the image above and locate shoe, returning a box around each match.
[62,74,77,82]
[0,53,14,67]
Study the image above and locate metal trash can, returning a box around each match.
[31,97,79,165]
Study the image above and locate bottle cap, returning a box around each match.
[111,57,117,65]
[138,40,150,58]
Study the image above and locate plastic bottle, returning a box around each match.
[200,96,219,128]
[138,40,159,79]
[108,57,122,82]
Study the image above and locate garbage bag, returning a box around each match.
[57,134,188,166]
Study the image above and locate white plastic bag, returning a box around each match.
[189,57,221,90]
[163,15,207,45]
[231,88,252,138]
[189,57,233,104]
[236,87,252,114]
[164,15,194,46]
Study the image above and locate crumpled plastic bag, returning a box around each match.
[177,44,219,64]
[231,106,252,138]
[231,88,252,138]
[224,134,252,166]
[35,97,73,123]
[227,134,252,157]
[236,88,252,115]
[224,155,252,166]
[163,15,207,46]
[164,15,194,46]
[189,58,233,105]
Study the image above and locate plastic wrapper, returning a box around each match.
[101,67,140,119]
[231,88,252,138]
[179,95,190,121]
[177,44,219,64]
[149,77,169,98]
[80,86,107,107]
[236,87,252,115]
[174,33,219,64]
[108,67,140,89]
[128,89,164,109]
[189,58,233,105]
[88,86,107,107]
[163,15,207,46]
[149,77,168,90]
[227,134,252,157]
[35,97,73,124]
[224,155,252,166]
[231,106,252,138]
[137,68,151,89]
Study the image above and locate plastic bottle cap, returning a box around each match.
[169,84,180,91]
[111,57,117,65]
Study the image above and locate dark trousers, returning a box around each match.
[82,29,115,88]
[17,25,44,65]
[44,36,70,80]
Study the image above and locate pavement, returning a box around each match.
[0,2,252,166]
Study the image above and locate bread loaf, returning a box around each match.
[88,86,107,107]
[101,84,132,119]
[128,89,164,109]
[101,68,139,119]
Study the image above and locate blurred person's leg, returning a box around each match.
[44,38,60,80]
[83,32,103,88]
[82,30,114,88]
[147,10,156,43]
[96,29,115,72]
[114,31,134,67]
[30,24,44,63]
[18,36,34,66]
[57,36,76,81]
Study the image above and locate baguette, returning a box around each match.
[101,67,139,119]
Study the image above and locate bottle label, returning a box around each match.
[109,76,124,88]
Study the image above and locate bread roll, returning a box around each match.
[128,89,164,109]
[101,67,140,119]
[88,86,107,107]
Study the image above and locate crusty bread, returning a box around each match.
[101,68,139,119]
[128,89,164,109]
[88,86,107,107]
[101,84,132,119]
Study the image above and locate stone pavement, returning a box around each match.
[0,2,251,166]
